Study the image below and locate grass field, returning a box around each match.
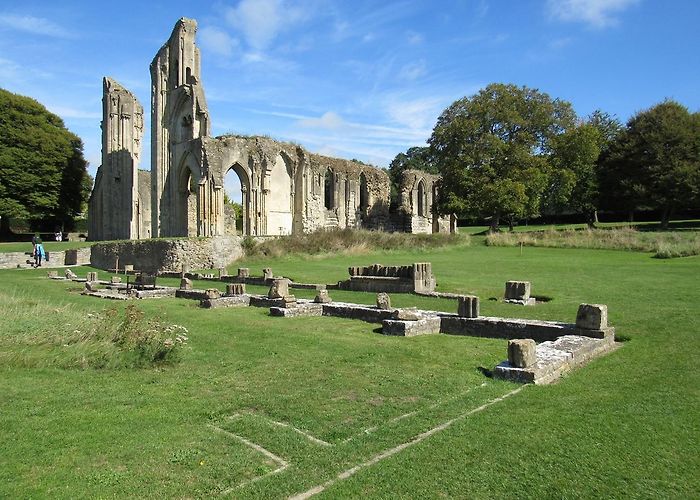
[1,242,698,498]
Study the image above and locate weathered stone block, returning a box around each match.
[65,269,78,279]
[508,339,537,368]
[391,308,420,321]
[268,278,290,299]
[505,281,531,301]
[204,288,221,299]
[263,267,273,280]
[237,267,250,278]
[457,295,480,318]
[376,292,391,310]
[218,267,226,278]
[226,283,246,295]
[281,295,297,308]
[86,271,98,282]
[110,276,122,284]
[124,264,134,273]
[84,281,98,292]
[180,278,192,290]
[46,271,58,278]
[314,289,332,303]
[576,304,608,330]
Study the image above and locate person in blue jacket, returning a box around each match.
[33,236,45,267]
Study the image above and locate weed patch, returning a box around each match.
[245,228,469,258]
[485,227,700,258]
[0,293,188,369]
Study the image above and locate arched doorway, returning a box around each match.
[225,163,251,235]
[324,168,334,210]
[177,156,200,236]
[417,179,426,217]
[267,154,293,235]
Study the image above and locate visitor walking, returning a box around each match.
[33,236,45,267]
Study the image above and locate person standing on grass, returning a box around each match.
[33,236,45,267]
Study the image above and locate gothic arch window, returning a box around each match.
[324,168,335,209]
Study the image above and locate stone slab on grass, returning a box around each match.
[201,295,251,309]
[270,303,324,317]
[494,335,617,384]
[382,316,442,337]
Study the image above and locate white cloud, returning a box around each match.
[384,96,443,131]
[398,60,427,81]
[199,26,238,57]
[548,0,640,28]
[0,14,74,38]
[224,0,308,51]
[45,105,101,120]
[298,111,345,129]
[407,31,424,45]
[0,57,53,82]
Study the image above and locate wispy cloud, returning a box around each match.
[0,57,53,82]
[547,0,640,28]
[223,0,309,51]
[398,60,427,81]
[46,104,101,120]
[0,14,75,38]
[199,26,238,57]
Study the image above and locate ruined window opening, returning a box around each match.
[417,180,426,217]
[186,66,192,84]
[324,169,334,209]
[359,173,369,211]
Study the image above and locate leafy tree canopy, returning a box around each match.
[0,88,90,233]
[599,100,700,226]
[429,83,576,229]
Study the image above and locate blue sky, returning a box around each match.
[1,0,699,187]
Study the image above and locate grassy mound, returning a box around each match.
[243,227,469,258]
[485,227,700,258]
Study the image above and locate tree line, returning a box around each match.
[0,88,91,235]
[389,83,700,230]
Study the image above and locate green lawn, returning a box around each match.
[1,243,698,498]
[0,240,94,253]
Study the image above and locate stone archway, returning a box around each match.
[266,154,293,235]
[226,162,252,236]
[177,154,200,236]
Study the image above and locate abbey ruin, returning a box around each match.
[88,18,452,240]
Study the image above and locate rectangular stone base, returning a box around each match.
[504,298,536,306]
[201,295,251,309]
[493,335,617,384]
[270,303,324,317]
[382,317,442,337]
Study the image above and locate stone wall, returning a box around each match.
[89,236,243,272]
[0,248,91,269]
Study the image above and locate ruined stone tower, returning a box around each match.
[88,77,150,240]
[88,17,452,241]
[150,17,211,237]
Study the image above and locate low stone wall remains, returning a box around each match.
[89,236,244,273]
[0,248,91,269]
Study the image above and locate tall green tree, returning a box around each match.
[0,88,90,234]
[429,83,576,230]
[599,100,700,227]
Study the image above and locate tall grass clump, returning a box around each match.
[0,293,188,369]
[244,228,469,258]
[485,227,700,258]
